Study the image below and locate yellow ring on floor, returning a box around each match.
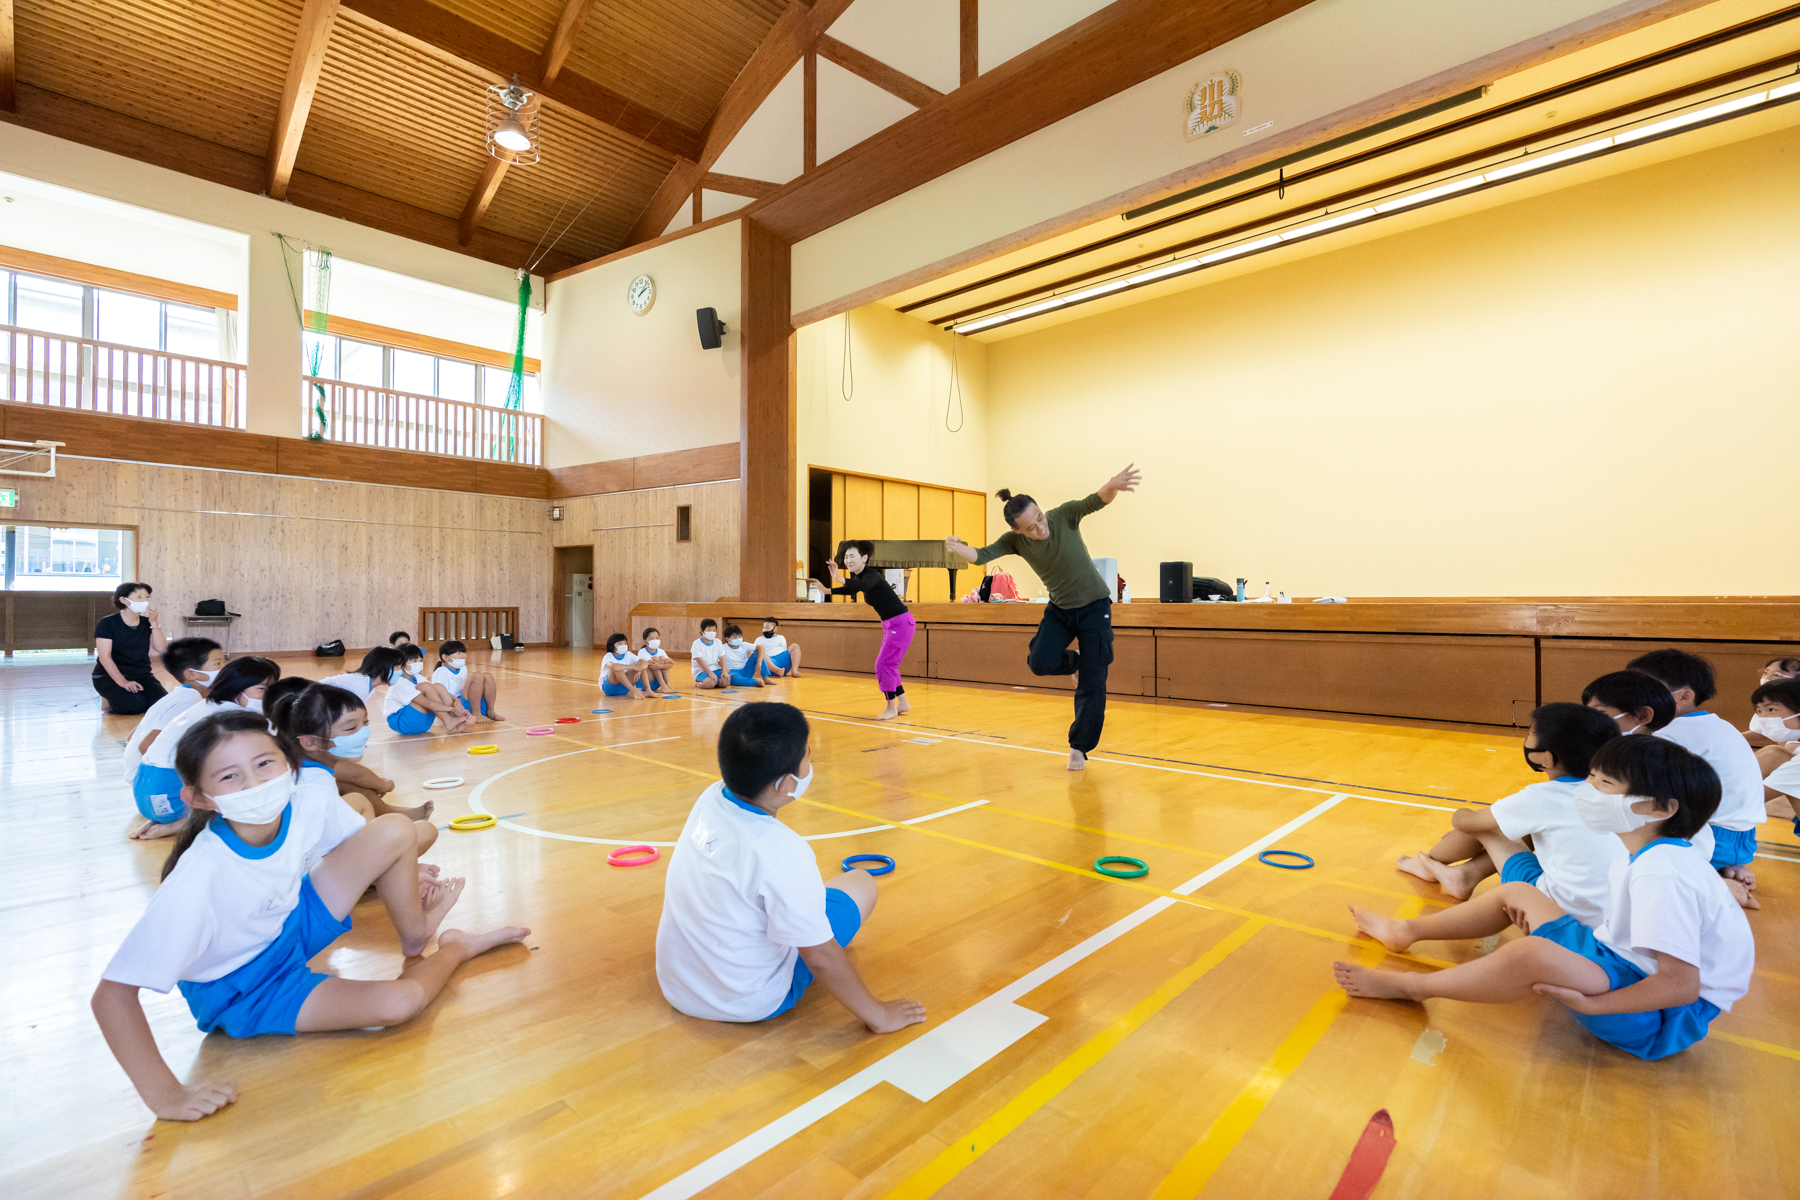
[449,813,497,831]
[467,745,500,755]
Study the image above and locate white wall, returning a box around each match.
[541,220,743,467]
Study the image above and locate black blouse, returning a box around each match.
[832,568,908,621]
[94,611,154,678]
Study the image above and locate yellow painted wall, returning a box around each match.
[541,221,743,468]
[983,121,1800,598]
[796,302,989,562]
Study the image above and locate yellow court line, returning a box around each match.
[881,919,1266,1200]
[1713,1031,1800,1061]
[1148,898,1422,1200]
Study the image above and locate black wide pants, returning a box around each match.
[1025,597,1113,754]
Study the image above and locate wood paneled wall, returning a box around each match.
[5,456,547,653]
[554,479,740,651]
[827,468,985,603]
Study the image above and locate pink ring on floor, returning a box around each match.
[526,726,555,736]
[607,845,660,867]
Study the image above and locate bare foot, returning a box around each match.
[788,670,803,678]
[383,799,435,822]
[418,862,442,882]
[1068,749,1087,772]
[1395,852,1439,883]
[1349,904,1415,953]
[1334,961,1416,999]
[874,703,900,721]
[1404,852,1479,900]
[407,876,467,953]
[1725,878,1761,910]
[896,696,911,713]
[1723,864,1757,889]
[131,819,182,841]
[438,925,530,960]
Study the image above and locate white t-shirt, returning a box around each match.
[655,782,835,1022]
[124,685,203,781]
[755,634,788,659]
[382,676,420,716]
[638,644,669,663]
[431,664,467,697]
[1594,839,1755,1010]
[600,649,639,681]
[690,637,725,673]
[296,760,364,873]
[1655,711,1765,829]
[142,699,234,770]
[1765,755,1800,802]
[101,785,366,991]
[319,672,374,703]
[720,640,754,670]
[1747,714,1800,742]
[1489,777,1626,928]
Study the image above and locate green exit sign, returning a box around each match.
[0,489,16,508]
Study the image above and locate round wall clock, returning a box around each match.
[628,274,655,315]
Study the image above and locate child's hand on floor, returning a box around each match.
[866,997,927,1034]
[150,1077,239,1121]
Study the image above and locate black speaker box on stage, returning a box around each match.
[1160,561,1192,603]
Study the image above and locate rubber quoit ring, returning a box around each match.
[526,727,554,736]
[607,845,660,867]
[421,777,465,789]
[467,745,499,755]
[842,853,896,876]
[1258,850,1315,870]
[591,708,613,715]
[449,813,496,831]
[1094,855,1149,879]
[555,717,581,724]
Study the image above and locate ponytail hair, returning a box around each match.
[354,645,406,681]
[162,709,298,880]
[437,639,467,668]
[273,682,367,749]
[207,655,280,707]
[996,488,1036,530]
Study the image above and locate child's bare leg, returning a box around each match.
[475,672,504,720]
[336,760,393,800]
[826,868,877,919]
[1349,884,1525,952]
[293,925,529,1032]
[786,645,803,677]
[368,787,435,823]
[1337,930,1609,1002]
[340,789,378,821]
[309,813,462,956]
[1396,827,1488,891]
[1756,745,1795,778]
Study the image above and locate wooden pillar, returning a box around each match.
[739,218,795,603]
[960,0,978,87]
[803,50,817,172]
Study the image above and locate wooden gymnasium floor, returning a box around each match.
[4,648,1797,1199]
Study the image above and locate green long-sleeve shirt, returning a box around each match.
[973,493,1111,608]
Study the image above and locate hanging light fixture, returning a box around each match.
[485,75,541,164]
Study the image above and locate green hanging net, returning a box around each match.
[497,271,530,459]
[279,234,333,440]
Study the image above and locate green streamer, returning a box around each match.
[278,234,333,440]
[496,271,530,459]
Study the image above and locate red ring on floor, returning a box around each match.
[607,845,660,867]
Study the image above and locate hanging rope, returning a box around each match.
[945,331,965,433]
[840,311,854,401]
[278,234,333,440]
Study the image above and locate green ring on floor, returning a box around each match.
[1093,855,1148,879]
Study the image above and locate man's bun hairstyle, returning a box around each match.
[996,489,1036,529]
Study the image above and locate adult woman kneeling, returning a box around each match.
[946,464,1141,771]
[94,582,169,715]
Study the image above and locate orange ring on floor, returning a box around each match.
[607,845,660,867]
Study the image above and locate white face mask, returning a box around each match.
[729,637,743,648]
[1609,711,1642,737]
[405,662,424,677]
[702,631,717,642]
[647,639,660,650]
[1574,783,1661,834]
[192,668,219,687]
[241,697,264,714]
[448,657,465,669]
[1751,714,1799,740]
[127,600,150,614]
[785,764,813,800]
[208,771,294,825]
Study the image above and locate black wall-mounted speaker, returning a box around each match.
[696,307,727,350]
[1160,561,1193,603]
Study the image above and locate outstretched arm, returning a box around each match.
[1098,463,1142,505]
[93,980,238,1120]
[797,939,927,1033]
[944,538,979,564]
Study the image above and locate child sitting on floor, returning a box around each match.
[272,681,434,824]
[720,624,766,688]
[755,618,803,678]
[1338,735,1752,1062]
[1581,670,1675,736]
[690,618,727,690]
[1395,702,1623,923]
[123,637,222,789]
[1628,649,1764,906]
[1747,678,1800,778]
[637,628,676,695]
[432,639,503,722]
[383,644,469,736]
[92,709,527,1121]
[655,702,925,1032]
[130,656,280,841]
[601,633,649,700]
[1746,658,1800,747]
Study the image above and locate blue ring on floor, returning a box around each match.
[1258,850,1314,869]
[842,853,895,876]
[591,708,613,714]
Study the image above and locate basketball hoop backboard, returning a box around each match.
[0,440,63,478]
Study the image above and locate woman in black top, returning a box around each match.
[94,581,169,715]
[816,540,914,721]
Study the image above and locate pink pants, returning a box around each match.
[876,612,915,694]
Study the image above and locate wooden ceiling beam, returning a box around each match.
[960,0,978,87]
[267,0,340,201]
[702,172,779,199]
[621,0,857,247]
[746,0,1316,244]
[337,0,703,163]
[815,34,942,109]
[0,0,14,113]
[0,83,579,275]
[457,0,596,246]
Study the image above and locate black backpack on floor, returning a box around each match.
[314,639,346,658]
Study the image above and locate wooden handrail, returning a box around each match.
[417,606,521,646]
[2,323,246,429]
[306,376,544,466]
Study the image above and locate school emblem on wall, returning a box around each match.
[1185,70,1241,140]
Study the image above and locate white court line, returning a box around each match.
[463,738,992,848]
[638,794,1347,1200]
[1756,852,1800,863]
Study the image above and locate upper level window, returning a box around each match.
[6,271,222,357]
[303,329,541,413]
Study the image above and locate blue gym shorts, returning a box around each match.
[728,667,763,687]
[458,695,489,716]
[760,651,792,675]
[386,704,435,735]
[601,680,632,696]
[178,877,351,1037]
[133,764,187,823]
[1530,913,1721,1060]
[1500,851,1544,886]
[1709,826,1756,869]
[767,888,865,1018]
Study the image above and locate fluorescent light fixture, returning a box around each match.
[1773,80,1800,101]
[1199,234,1282,265]
[1281,207,1378,241]
[1374,175,1485,213]
[1127,260,1203,286]
[1485,136,1614,181]
[1616,90,1768,144]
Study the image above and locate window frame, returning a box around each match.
[4,270,223,358]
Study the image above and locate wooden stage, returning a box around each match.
[4,647,1797,1198]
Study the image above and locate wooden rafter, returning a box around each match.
[621,0,857,247]
[338,0,703,163]
[803,50,817,172]
[815,35,943,109]
[960,0,978,87]
[702,172,779,199]
[0,0,15,113]
[457,0,595,245]
[267,0,340,201]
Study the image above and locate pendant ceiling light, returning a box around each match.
[485,75,541,164]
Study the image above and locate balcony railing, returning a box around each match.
[302,376,544,466]
[2,324,246,428]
